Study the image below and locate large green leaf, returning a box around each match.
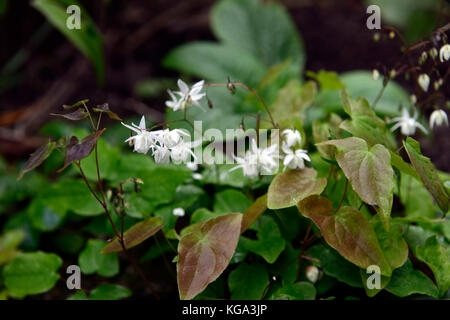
[3,251,62,298]
[177,213,242,300]
[79,239,119,277]
[385,259,439,298]
[102,217,164,254]
[240,216,285,264]
[228,263,268,300]
[267,168,327,210]
[403,137,449,213]
[32,0,104,82]
[415,236,450,297]
[211,0,304,76]
[318,137,394,229]
[213,189,252,214]
[298,195,392,275]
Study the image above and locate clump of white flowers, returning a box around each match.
[440,44,450,63]
[230,138,280,178]
[429,109,449,129]
[121,115,201,164]
[418,74,430,92]
[165,79,206,111]
[389,108,428,136]
[281,129,310,170]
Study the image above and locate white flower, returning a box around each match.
[440,44,450,63]
[165,89,182,111]
[160,128,189,148]
[429,109,449,128]
[282,129,302,148]
[173,208,185,217]
[389,108,428,136]
[282,144,311,170]
[230,139,279,177]
[418,74,430,92]
[372,69,380,81]
[192,173,203,180]
[170,139,202,164]
[305,265,320,283]
[152,145,171,164]
[121,116,155,154]
[171,79,206,111]
[186,161,198,171]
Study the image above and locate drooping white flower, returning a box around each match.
[170,139,202,164]
[160,128,189,148]
[172,79,206,111]
[282,129,302,148]
[389,108,428,136]
[429,109,449,128]
[282,143,311,170]
[186,161,198,171]
[418,74,430,92]
[173,208,185,217]
[305,265,320,283]
[440,44,450,63]
[192,173,203,180]
[152,145,171,164]
[230,139,280,177]
[121,116,155,154]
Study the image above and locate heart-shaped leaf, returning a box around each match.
[317,137,394,229]
[297,195,392,275]
[102,217,165,254]
[60,128,106,171]
[177,213,242,300]
[267,168,327,210]
[403,137,449,213]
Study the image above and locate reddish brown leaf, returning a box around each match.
[241,194,267,233]
[63,99,89,109]
[50,108,88,121]
[177,213,242,300]
[93,103,122,121]
[102,217,165,254]
[60,128,106,171]
[18,140,56,180]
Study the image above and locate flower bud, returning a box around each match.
[429,109,448,128]
[372,69,380,81]
[418,74,430,92]
[305,265,320,283]
[440,44,450,63]
[173,207,185,217]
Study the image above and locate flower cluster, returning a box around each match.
[121,116,201,164]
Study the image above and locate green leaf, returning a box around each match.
[3,251,62,298]
[213,189,252,214]
[102,217,164,254]
[390,151,420,181]
[38,179,103,216]
[385,259,439,298]
[399,173,437,219]
[403,137,449,213]
[360,269,391,297]
[0,230,25,265]
[298,195,392,275]
[191,208,223,225]
[266,80,316,128]
[67,290,88,300]
[18,140,56,180]
[272,282,316,300]
[240,216,285,264]
[308,244,362,288]
[415,236,450,297]
[79,239,119,277]
[241,194,267,233]
[32,0,104,82]
[177,213,242,300]
[267,168,327,210]
[26,198,65,232]
[306,70,344,90]
[89,284,132,300]
[318,137,394,229]
[228,263,268,300]
[211,0,304,76]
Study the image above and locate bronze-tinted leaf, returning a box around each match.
[60,128,106,171]
[297,195,392,276]
[241,194,267,233]
[267,168,327,210]
[18,140,56,180]
[318,137,394,230]
[51,108,88,121]
[63,99,89,109]
[403,137,449,213]
[177,213,242,300]
[102,217,165,254]
[93,103,122,121]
